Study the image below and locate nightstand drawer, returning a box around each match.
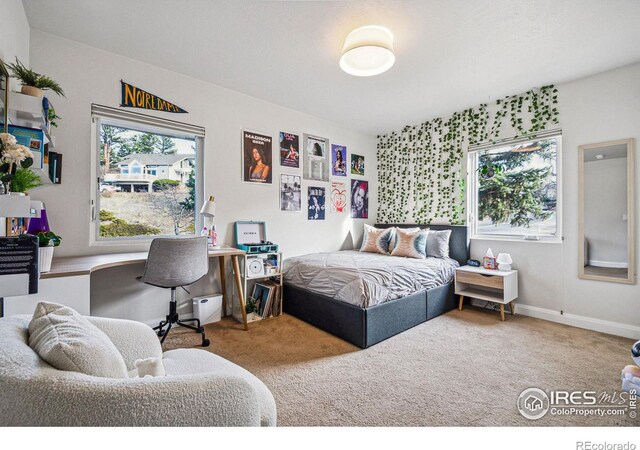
[456,270,504,289]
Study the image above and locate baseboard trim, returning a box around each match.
[515,304,640,340]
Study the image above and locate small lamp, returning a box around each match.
[496,253,513,271]
[199,195,218,248]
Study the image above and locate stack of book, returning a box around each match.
[251,280,283,319]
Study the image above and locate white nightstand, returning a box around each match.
[455,266,518,321]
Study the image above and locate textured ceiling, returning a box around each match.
[22,0,640,135]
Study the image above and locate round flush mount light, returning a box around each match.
[339,25,395,77]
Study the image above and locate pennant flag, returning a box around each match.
[120,80,188,113]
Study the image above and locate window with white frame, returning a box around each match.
[91,105,204,241]
[468,132,561,240]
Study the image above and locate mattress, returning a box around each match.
[283,250,459,308]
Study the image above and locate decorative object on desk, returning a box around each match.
[6,216,27,236]
[307,186,326,220]
[36,231,61,273]
[243,130,272,184]
[27,201,50,234]
[466,259,481,267]
[496,253,513,271]
[0,235,39,317]
[6,58,65,98]
[234,221,279,253]
[0,131,35,194]
[199,195,219,248]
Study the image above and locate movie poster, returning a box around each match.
[279,132,300,168]
[351,153,365,176]
[280,174,301,212]
[243,130,273,184]
[350,179,368,219]
[308,186,326,220]
[330,179,347,213]
[303,133,329,181]
[331,144,347,177]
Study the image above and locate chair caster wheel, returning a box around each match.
[198,327,204,333]
[157,330,165,337]
[202,339,210,347]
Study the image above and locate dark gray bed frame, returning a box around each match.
[283,224,469,348]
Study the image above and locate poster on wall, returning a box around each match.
[308,186,326,220]
[279,132,300,168]
[303,133,329,181]
[351,179,369,219]
[330,179,347,213]
[331,144,347,177]
[243,130,273,184]
[280,174,301,212]
[351,153,365,176]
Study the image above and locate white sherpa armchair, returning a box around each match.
[0,315,276,427]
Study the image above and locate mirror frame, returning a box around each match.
[0,57,8,133]
[578,138,636,284]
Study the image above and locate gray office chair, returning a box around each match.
[139,236,210,347]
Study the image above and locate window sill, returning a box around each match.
[470,235,562,245]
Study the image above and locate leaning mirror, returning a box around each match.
[0,57,8,133]
[578,139,636,284]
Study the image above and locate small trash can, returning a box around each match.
[192,294,223,325]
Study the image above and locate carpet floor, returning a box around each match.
[164,307,637,426]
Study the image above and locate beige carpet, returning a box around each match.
[164,308,637,426]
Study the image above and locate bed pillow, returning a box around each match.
[388,226,420,253]
[28,302,129,379]
[427,229,452,258]
[391,227,429,259]
[360,224,395,255]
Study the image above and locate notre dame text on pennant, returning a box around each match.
[120,81,188,113]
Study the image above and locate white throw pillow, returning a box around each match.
[28,302,129,379]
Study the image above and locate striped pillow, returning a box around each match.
[360,224,395,255]
[391,227,429,259]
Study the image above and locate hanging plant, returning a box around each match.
[377,85,559,224]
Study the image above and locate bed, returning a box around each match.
[283,224,469,348]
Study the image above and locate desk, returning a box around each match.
[4,247,252,330]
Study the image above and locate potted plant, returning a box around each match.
[36,231,61,273]
[6,58,65,98]
[245,297,258,322]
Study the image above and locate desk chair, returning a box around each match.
[139,237,210,347]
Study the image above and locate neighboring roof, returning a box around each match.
[118,153,194,166]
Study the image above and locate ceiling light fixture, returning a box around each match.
[339,25,395,77]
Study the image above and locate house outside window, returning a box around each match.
[91,104,204,243]
[468,131,561,241]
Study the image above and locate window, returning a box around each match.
[91,105,204,242]
[468,132,561,240]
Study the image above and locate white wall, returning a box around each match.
[471,62,640,338]
[584,157,628,266]
[0,0,29,64]
[28,30,377,323]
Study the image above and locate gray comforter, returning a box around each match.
[283,250,459,308]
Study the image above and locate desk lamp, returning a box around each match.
[199,195,218,248]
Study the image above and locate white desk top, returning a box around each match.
[41,247,245,279]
